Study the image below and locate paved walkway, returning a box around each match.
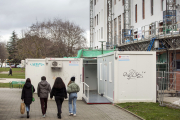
[0,88,139,120]
[0,78,25,83]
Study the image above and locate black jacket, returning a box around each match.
[21,83,35,105]
[9,69,12,74]
[50,87,67,99]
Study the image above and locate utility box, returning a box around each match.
[25,59,46,93]
[45,58,83,100]
[97,51,156,103]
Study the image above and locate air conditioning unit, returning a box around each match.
[51,61,62,68]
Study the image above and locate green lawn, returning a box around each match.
[117,102,180,120]
[0,68,24,72]
[0,68,25,79]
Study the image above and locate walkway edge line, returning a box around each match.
[114,104,145,120]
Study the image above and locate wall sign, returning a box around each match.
[30,63,45,67]
[69,61,79,66]
[118,55,130,61]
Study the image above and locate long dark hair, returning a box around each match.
[53,77,65,89]
[26,78,31,84]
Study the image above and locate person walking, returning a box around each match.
[50,77,67,119]
[37,76,51,118]
[8,67,12,76]
[21,78,35,118]
[67,77,80,116]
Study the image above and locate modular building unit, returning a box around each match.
[25,58,83,100]
[45,58,83,100]
[25,59,46,93]
[97,51,156,103]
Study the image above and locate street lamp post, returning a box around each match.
[99,41,106,54]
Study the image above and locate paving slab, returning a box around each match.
[0,78,25,83]
[0,88,140,120]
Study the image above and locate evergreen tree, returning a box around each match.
[7,31,20,66]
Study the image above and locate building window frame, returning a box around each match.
[151,0,154,16]
[142,0,145,19]
[135,4,137,23]
[177,60,180,71]
[97,14,98,25]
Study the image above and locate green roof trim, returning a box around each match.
[64,49,115,58]
[82,50,114,57]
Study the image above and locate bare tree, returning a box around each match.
[17,18,87,59]
[0,42,8,67]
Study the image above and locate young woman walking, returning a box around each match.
[67,77,80,116]
[21,78,35,118]
[50,77,67,119]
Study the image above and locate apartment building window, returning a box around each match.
[162,0,163,11]
[94,32,96,41]
[114,18,117,38]
[94,0,96,5]
[159,22,163,34]
[99,29,100,40]
[114,0,116,5]
[151,0,153,15]
[101,27,103,39]
[142,0,145,19]
[118,15,121,44]
[97,30,98,41]
[123,13,124,29]
[134,31,137,38]
[177,61,180,70]
[97,15,98,25]
[135,4,137,23]
[95,16,96,26]
[122,0,124,5]
[99,12,100,24]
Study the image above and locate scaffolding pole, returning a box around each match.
[90,0,94,48]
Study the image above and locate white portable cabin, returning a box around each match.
[45,58,83,100]
[97,51,156,103]
[25,58,83,100]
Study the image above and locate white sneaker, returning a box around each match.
[42,114,46,118]
[69,113,73,116]
[73,114,76,116]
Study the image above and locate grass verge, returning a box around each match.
[0,68,25,79]
[117,102,180,120]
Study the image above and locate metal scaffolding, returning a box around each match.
[90,0,94,48]
[124,0,131,30]
[107,0,112,48]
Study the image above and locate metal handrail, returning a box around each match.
[81,82,89,103]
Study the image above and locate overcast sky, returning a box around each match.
[0,0,90,45]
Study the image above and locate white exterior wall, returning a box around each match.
[93,0,107,48]
[25,58,83,100]
[92,0,166,48]
[132,0,163,30]
[97,51,156,103]
[45,58,83,100]
[25,59,46,93]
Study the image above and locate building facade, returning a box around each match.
[90,0,180,49]
[90,0,180,94]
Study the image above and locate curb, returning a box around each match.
[114,104,145,120]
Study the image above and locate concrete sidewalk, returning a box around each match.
[0,78,25,83]
[0,88,140,120]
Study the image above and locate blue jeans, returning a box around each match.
[68,93,77,114]
[26,105,30,112]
